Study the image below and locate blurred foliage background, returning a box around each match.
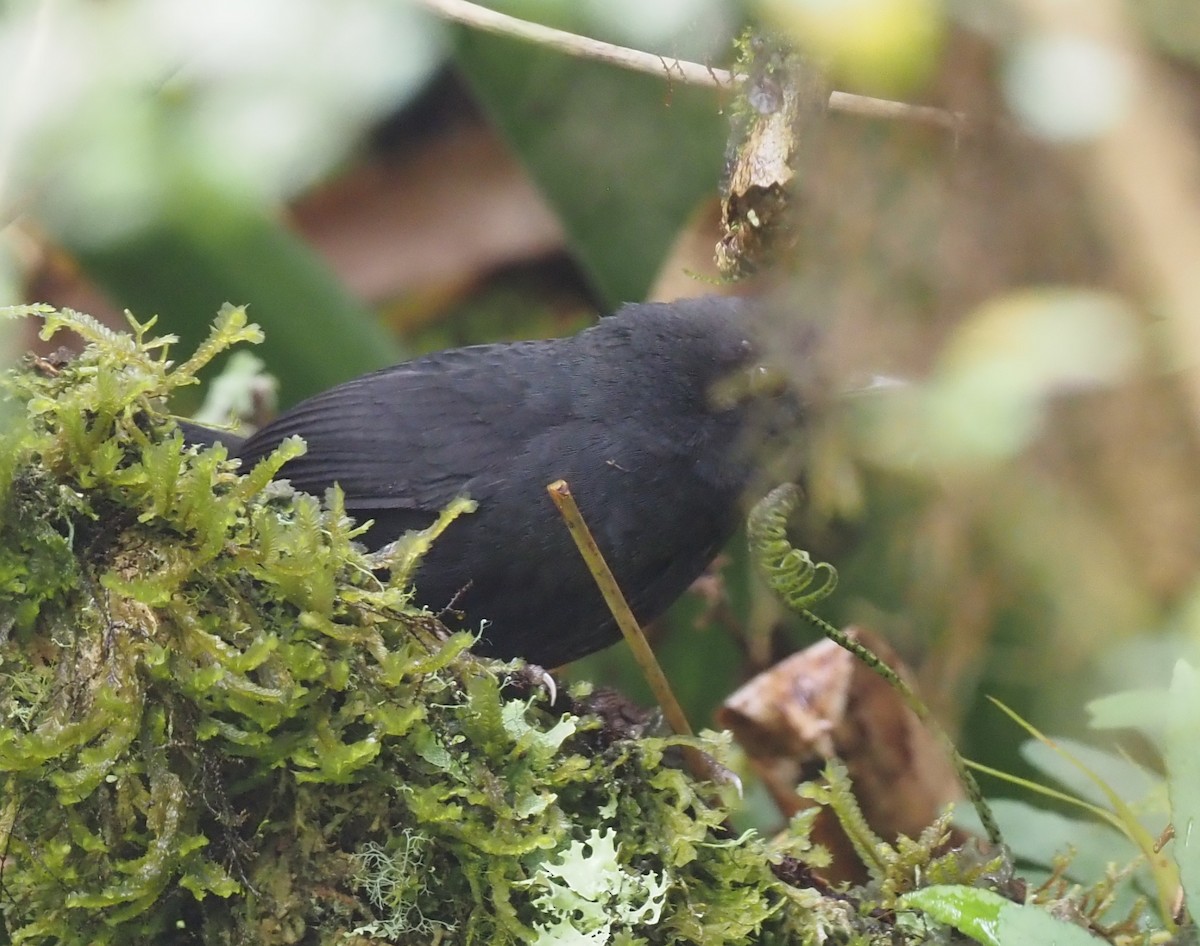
[3,0,1200,851]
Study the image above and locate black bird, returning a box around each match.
[195,296,797,667]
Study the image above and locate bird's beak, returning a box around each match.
[709,364,791,410]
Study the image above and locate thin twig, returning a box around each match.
[412,0,965,131]
[545,481,693,737]
[828,90,963,131]
[414,0,735,90]
[546,479,725,787]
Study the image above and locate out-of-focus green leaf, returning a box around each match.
[0,238,20,365]
[1088,687,1171,739]
[3,0,443,219]
[1089,665,1200,918]
[70,178,400,406]
[956,799,1152,914]
[1019,736,1163,814]
[4,0,444,403]
[900,885,1105,946]
[854,288,1141,470]
[758,0,945,96]
[988,699,1181,924]
[1165,660,1200,917]
[449,2,732,307]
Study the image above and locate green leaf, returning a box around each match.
[1088,687,1170,740]
[1165,660,1200,918]
[1019,736,1162,814]
[900,885,1105,946]
[450,3,729,306]
[954,799,1152,918]
[70,178,402,407]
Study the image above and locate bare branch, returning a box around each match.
[413,0,735,89]
[412,0,965,130]
[828,90,963,131]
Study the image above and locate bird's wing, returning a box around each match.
[235,342,571,516]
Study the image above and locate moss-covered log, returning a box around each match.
[0,306,845,945]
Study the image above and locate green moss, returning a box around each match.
[0,305,843,945]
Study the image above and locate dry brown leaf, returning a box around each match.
[718,625,963,880]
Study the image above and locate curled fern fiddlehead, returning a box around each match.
[746,483,837,609]
[746,482,1005,850]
